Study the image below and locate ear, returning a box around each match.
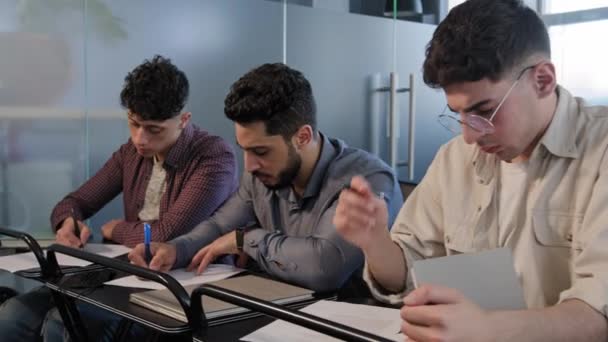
[533,62,556,99]
[292,125,313,149]
[179,112,192,129]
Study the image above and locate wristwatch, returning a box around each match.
[235,228,245,251]
[236,222,257,252]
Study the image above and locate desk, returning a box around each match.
[44,272,386,341]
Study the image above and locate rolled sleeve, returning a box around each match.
[558,277,608,317]
[363,237,418,304]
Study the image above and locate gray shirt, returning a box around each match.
[171,133,403,292]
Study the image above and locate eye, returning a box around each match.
[475,109,494,118]
[147,128,162,135]
[252,148,268,157]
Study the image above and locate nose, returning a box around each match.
[132,127,149,146]
[244,153,261,173]
[461,124,484,145]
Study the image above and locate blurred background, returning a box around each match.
[0,0,606,240]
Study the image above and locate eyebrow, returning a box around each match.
[234,141,270,151]
[128,117,165,129]
[447,99,492,114]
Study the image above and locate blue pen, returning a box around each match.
[144,223,152,265]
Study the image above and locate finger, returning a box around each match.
[340,189,375,213]
[187,247,208,272]
[350,175,373,197]
[400,304,447,327]
[401,318,443,342]
[149,254,165,271]
[58,231,82,248]
[196,251,216,275]
[404,284,465,306]
[149,245,170,271]
[128,244,147,267]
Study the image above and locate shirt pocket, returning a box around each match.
[532,210,582,249]
[444,222,476,254]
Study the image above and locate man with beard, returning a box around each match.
[129,63,403,292]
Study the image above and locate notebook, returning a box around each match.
[130,274,316,324]
[410,248,526,310]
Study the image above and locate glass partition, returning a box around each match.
[2,0,449,240]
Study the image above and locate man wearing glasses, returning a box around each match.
[334,0,608,340]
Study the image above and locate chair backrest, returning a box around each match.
[399,181,417,200]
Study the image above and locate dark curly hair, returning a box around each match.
[423,0,550,88]
[224,63,316,140]
[120,55,189,121]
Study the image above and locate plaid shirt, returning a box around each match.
[50,123,238,247]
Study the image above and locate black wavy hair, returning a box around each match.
[224,63,317,139]
[120,55,189,120]
[423,0,550,88]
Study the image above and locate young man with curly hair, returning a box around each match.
[52,55,238,248]
[129,63,403,293]
[334,0,608,340]
[0,55,238,341]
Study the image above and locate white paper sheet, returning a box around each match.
[104,264,245,290]
[0,243,131,273]
[242,300,404,342]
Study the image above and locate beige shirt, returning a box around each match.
[365,86,608,318]
[138,156,167,221]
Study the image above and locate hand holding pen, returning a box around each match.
[128,223,177,273]
[333,175,390,253]
[55,208,92,248]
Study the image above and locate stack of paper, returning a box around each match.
[242,300,403,342]
[105,264,245,290]
[0,243,131,273]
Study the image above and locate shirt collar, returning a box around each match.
[537,86,580,159]
[163,123,194,169]
[301,132,335,199]
[276,132,336,201]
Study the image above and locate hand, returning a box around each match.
[187,230,242,274]
[101,219,123,240]
[128,242,177,272]
[333,175,389,252]
[55,218,91,248]
[401,285,491,342]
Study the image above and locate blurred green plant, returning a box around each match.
[16,0,127,42]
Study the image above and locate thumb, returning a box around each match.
[149,255,163,271]
[80,227,92,245]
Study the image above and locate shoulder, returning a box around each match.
[189,125,236,159]
[328,137,392,176]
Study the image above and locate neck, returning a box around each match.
[292,135,322,196]
[515,89,559,163]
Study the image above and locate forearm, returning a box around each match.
[488,299,607,342]
[245,230,362,292]
[363,230,407,293]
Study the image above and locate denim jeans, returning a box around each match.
[0,286,55,342]
[43,301,148,342]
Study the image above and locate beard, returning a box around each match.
[253,143,301,190]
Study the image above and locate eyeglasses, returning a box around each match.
[437,64,536,136]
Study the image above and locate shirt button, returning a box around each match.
[446,235,451,243]
[478,179,484,184]
[477,206,482,211]
[566,233,573,242]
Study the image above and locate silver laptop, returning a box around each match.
[411,248,526,310]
